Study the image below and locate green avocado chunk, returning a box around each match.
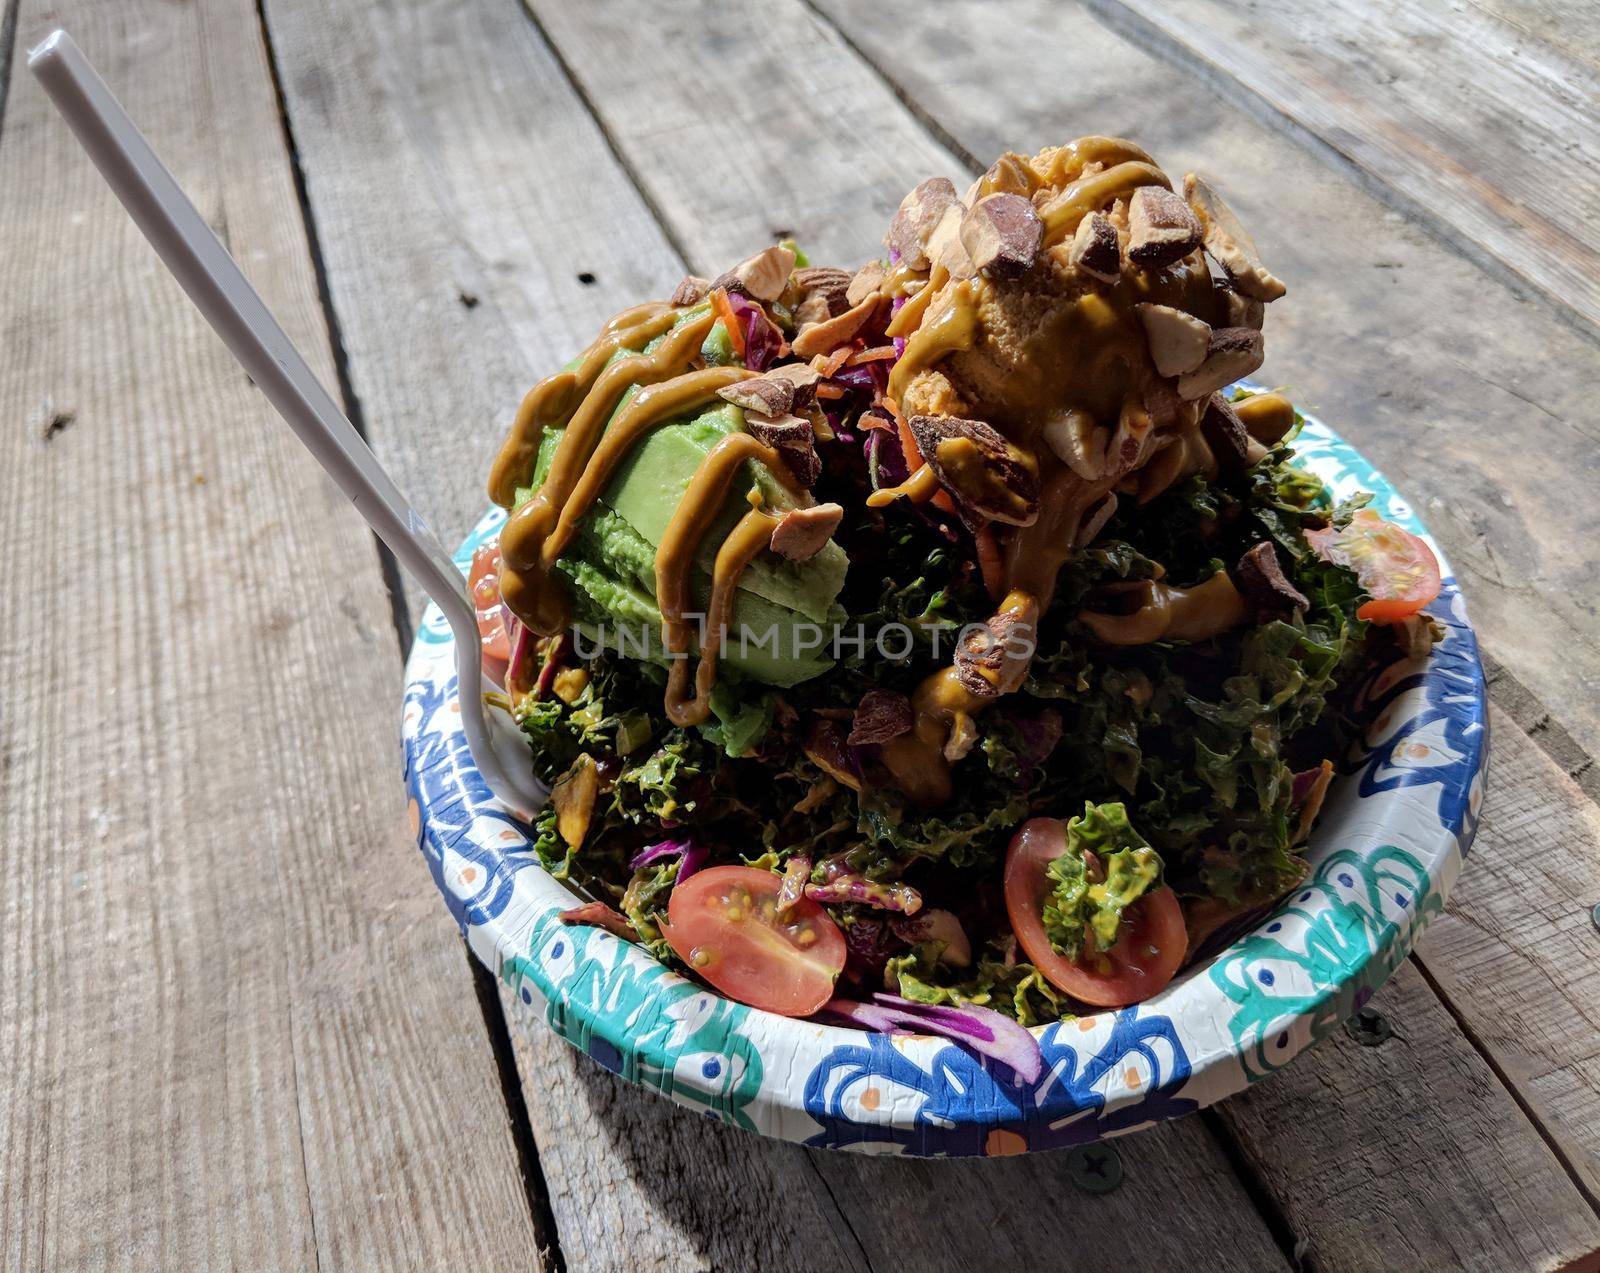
[515,316,847,688]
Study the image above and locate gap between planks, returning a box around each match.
[0,0,19,145]
[251,0,558,1262]
[253,0,413,655]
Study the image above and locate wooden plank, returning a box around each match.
[805,0,1600,782]
[262,0,1290,1262]
[1460,0,1600,72]
[523,0,966,272]
[1414,703,1600,1202]
[1217,961,1599,1273]
[505,1017,1290,1273]
[0,3,540,1268]
[1090,0,1600,336]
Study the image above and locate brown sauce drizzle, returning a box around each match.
[1079,573,1249,645]
[489,299,799,721]
[656,432,802,726]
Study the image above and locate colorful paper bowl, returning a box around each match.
[401,395,1487,1157]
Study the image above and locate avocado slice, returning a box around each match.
[515,316,847,688]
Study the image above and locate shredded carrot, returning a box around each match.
[847,344,898,365]
[858,407,893,431]
[819,345,852,377]
[709,287,746,358]
[975,525,1005,600]
[895,410,923,467]
[815,382,846,400]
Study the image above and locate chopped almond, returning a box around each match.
[885,177,961,270]
[909,414,1040,526]
[1234,540,1309,613]
[1176,327,1265,399]
[792,294,879,358]
[720,244,796,302]
[847,689,914,745]
[1068,212,1121,284]
[846,260,887,307]
[718,376,795,416]
[1136,303,1211,376]
[670,275,710,307]
[926,203,977,280]
[959,193,1044,277]
[1185,174,1286,302]
[770,502,844,560]
[1127,186,1203,268]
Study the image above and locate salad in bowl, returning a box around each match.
[451,136,1457,1092]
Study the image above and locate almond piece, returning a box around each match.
[977,152,1036,199]
[1041,406,1105,479]
[909,414,1040,526]
[791,293,879,358]
[744,244,799,301]
[670,275,710,307]
[953,605,1035,698]
[795,291,834,327]
[770,502,844,560]
[1199,392,1253,470]
[846,260,887,307]
[1176,327,1265,400]
[926,203,976,280]
[743,410,821,487]
[1067,212,1121,284]
[766,361,822,399]
[1185,174,1286,302]
[794,266,852,318]
[719,377,795,416]
[1127,186,1203,268]
[1214,279,1265,330]
[885,177,961,271]
[1233,540,1309,613]
[847,689,914,745]
[1136,303,1211,376]
[959,193,1044,277]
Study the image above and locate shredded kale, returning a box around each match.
[1041,802,1162,959]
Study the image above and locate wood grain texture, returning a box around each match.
[1415,703,1600,1201]
[521,0,967,273]
[1091,0,1600,336]
[260,0,685,609]
[1217,961,1600,1273]
[0,3,539,1268]
[503,1007,1290,1273]
[810,0,1600,783]
[259,0,1289,1264]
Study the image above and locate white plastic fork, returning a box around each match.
[30,29,548,814]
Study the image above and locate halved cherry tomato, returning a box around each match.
[1003,817,1187,1008]
[1306,509,1440,624]
[662,865,846,1016]
[469,540,511,664]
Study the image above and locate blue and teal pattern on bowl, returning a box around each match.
[401,399,1487,1157]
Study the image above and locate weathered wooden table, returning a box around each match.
[3,1,1598,1269]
